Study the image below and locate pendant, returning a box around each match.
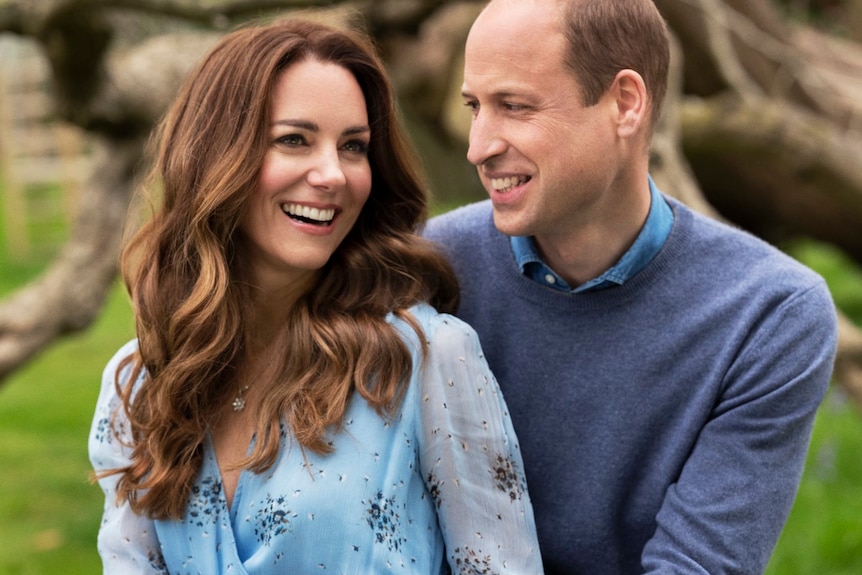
[232,385,249,412]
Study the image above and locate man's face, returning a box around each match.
[462,0,623,242]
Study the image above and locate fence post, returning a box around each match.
[0,36,92,261]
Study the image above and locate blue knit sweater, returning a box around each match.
[425,197,838,575]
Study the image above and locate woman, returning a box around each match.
[89,17,543,574]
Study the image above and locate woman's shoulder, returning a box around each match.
[106,339,139,367]
[392,303,483,355]
[102,339,140,380]
[394,302,469,329]
[97,339,142,401]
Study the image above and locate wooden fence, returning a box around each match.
[0,35,92,261]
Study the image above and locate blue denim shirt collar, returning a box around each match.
[510,177,673,293]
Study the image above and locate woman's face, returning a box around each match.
[238,57,372,293]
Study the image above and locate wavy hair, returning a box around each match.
[108,17,459,519]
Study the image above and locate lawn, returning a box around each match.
[0,176,133,574]
[765,241,862,575]
[0,274,134,575]
[0,209,861,573]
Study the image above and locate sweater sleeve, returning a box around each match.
[88,341,167,575]
[415,312,544,575]
[641,280,838,574]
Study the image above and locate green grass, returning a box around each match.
[765,239,862,575]
[0,280,134,575]
[0,175,134,574]
[767,390,862,575]
[0,199,860,572]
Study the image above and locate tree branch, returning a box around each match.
[681,94,862,262]
[692,0,764,100]
[0,135,145,380]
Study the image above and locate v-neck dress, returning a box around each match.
[89,304,543,574]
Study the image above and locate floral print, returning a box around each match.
[187,476,222,528]
[491,453,527,501]
[453,546,493,574]
[255,494,294,545]
[90,305,543,574]
[426,471,443,508]
[146,547,167,573]
[92,417,112,445]
[364,490,406,552]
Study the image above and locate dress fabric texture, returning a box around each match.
[89,304,543,575]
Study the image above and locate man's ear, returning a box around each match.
[611,69,647,139]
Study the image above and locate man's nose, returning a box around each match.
[466,113,506,166]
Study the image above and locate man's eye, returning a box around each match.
[503,103,525,112]
[463,100,479,113]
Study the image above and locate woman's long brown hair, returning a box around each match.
[107,18,459,520]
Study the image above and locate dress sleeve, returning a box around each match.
[415,314,544,574]
[88,341,167,575]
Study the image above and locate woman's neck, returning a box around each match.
[244,270,317,347]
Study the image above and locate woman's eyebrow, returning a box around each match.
[271,120,370,137]
[272,119,318,131]
[343,125,371,137]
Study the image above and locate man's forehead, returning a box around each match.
[465,2,566,72]
[477,0,568,25]
[484,0,568,11]
[468,0,565,47]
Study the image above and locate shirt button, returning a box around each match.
[544,274,557,285]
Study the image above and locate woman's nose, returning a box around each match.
[307,148,347,191]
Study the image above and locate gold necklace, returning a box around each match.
[232,339,278,412]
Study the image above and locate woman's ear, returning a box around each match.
[611,69,647,139]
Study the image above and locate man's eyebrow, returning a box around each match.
[461,89,525,100]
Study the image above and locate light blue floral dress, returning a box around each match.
[90,304,544,574]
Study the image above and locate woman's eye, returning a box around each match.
[342,139,370,155]
[277,133,306,146]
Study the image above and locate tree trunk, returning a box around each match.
[681,94,862,260]
[846,0,862,42]
[0,135,144,379]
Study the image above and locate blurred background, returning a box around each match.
[1,0,861,573]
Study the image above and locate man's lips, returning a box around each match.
[490,175,531,193]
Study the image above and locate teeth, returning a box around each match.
[282,203,335,223]
[490,176,528,192]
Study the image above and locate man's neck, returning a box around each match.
[533,180,652,289]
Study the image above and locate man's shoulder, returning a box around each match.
[669,197,827,291]
[424,200,493,246]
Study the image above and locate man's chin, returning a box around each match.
[491,210,530,238]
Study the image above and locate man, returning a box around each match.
[424,0,839,573]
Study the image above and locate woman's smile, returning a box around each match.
[237,58,372,290]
